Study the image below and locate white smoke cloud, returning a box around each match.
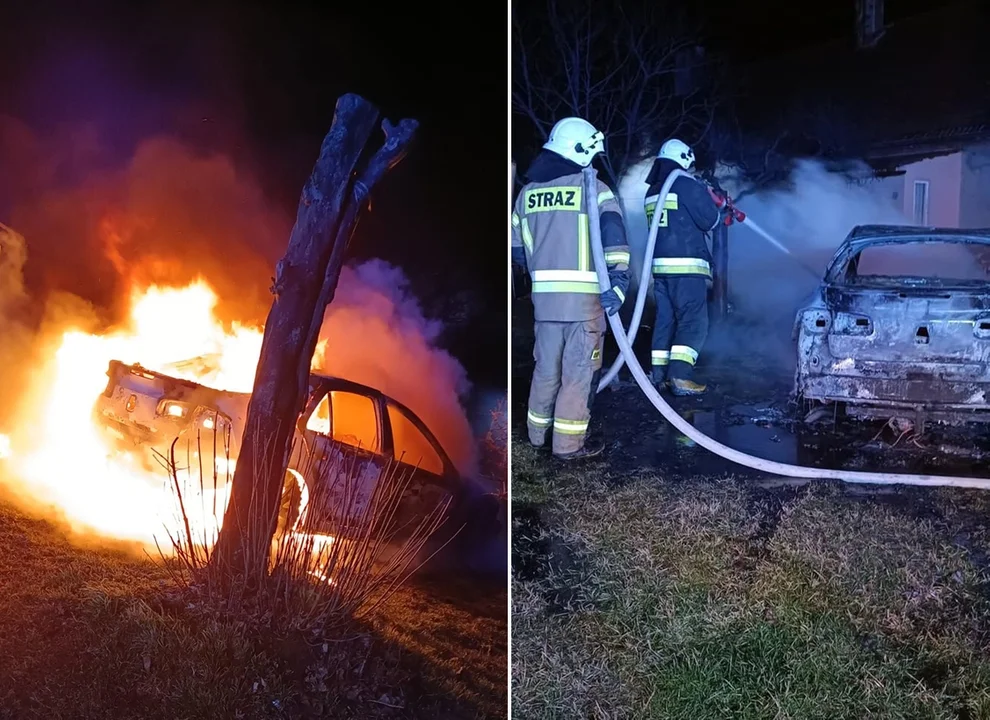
[616,158,982,367]
[315,259,478,480]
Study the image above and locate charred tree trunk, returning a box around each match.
[211,94,418,584]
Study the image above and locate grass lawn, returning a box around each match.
[0,491,506,719]
[511,439,990,720]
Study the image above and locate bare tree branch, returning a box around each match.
[512,0,722,178]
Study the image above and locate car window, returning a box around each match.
[852,242,990,282]
[329,390,380,453]
[305,393,331,434]
[386,402,444,475]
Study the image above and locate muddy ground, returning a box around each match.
[512,299,990,718]
[512,298,990,489]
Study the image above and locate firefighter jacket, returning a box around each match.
[511,151,630,322]
[643,158,721,279]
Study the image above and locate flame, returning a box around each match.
[2,279,327,549]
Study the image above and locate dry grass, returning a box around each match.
[511,436,990,719]
[0,486,506,719]
[158,430,453,631]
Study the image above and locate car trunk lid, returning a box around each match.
[824,287,990,374]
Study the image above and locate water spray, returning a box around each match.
[583,165,990,490]
[598,169,819,392]
[736,215,821,281]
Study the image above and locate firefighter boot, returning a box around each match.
[554,436,605,462]
[669,378,708,397]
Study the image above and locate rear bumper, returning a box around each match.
[93,406,159,446]
[797,372,990,422]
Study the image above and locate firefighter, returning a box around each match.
[511,117,630,460]
[644,138,722,396]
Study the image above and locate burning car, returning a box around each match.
[94,359,462,541]
[793,225,990,429]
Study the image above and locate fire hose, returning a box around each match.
[582,165,990,490]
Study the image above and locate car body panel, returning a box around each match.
[793,226,990,424]
[93,359,462,537]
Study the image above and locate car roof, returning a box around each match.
[823,225,990,285]
[844,225,990,250]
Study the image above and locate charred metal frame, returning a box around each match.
[793,226,990,428]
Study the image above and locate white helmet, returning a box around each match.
[543,117,605,167]
[658,138,695,170]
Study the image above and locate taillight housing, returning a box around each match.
[832,312,873,336]
[800,310,831,334]
[192,407,233,435]
[158,400,188,419]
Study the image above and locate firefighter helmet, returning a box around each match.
[543,117,605,167]
[658,138,695,170]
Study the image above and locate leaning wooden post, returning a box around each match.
[211,94,418,583]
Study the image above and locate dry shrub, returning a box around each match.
[480,398,507,502]
[153,428,455,630]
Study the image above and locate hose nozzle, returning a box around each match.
[724,207,746,226]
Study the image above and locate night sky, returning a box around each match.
[512,0,982,173]
[693,0,958,62]
[0,0,508,386]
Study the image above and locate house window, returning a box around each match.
[913,180,929,226]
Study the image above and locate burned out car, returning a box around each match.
[94,359,464,542]
[793,226,990,428]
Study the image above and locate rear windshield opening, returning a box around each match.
[848,241,990,285]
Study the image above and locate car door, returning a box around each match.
[382,400,459,542]
[295,385,387,535]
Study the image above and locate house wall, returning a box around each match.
[959,144,990,228]
[899,151,963,227]
[869,173,907,217]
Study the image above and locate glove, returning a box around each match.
[707,186,728,209]
[600,287,625,316]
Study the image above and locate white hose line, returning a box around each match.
[582,166,990,490]
[597,169,692,391]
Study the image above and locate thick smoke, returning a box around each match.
[0,116,478,483]
[2,115,283,325]
[315,260,477,478]
[618,157,979,369]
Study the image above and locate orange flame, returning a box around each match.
[2,279,326,548]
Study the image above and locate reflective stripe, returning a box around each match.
[521,217,534,255]
[644,192,679,209]
[604,250,630,266]
[670,345,699,365]
[527,410,552,427]
[553,418,589,435]
[531,281,600,294]
[651,350,670,366]
[644,192,679,228]
[511,212,520,228]
[577,213,590,271]
[652,257,712,277]
[613,287,625,303]
[532,270,599,283]
[598,190,615,205]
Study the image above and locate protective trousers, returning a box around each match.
[651,275,709,382]
[526,316,605,455]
